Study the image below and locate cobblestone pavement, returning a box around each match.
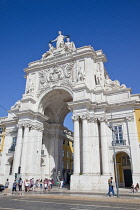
[0,186,140,204]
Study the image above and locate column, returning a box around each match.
[44,133,50,177]
[72,116,80,175]
[21,124,30,175]
[49,134,55,177]
[81,114,90,174]
[13,125,23,174]
[25,126,35,175]
[35,128,43,178]
[54,135,59,177]
[100,117,110,175]
[89,117,100,174]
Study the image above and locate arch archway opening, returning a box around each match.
[116,152,132,188]
[40,89,73,182]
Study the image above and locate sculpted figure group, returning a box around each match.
[42,31,76,59]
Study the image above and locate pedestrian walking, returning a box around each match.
[60,179,64,188]
[40,179,43,189]
[18,178,23,194]
[107,177,116,197]
[4,179,9,195]
[12,180,17,194]
[24,179,29,192]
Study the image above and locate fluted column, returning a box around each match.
[81,114,90,174]
[21,124,30,175]
[89,116,100,174]
[49,132,55,177]
[72,116,80,175]
[99,116,110,175]
[13,125,23,174]
[25,126,36,175]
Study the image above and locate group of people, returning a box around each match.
[3,177,65,195]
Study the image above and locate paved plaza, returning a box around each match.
[0,187,140,210]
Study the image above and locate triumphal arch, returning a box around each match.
[0,31,140,190]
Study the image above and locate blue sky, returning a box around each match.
[0,0,140,131]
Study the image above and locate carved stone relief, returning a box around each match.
[38,62,75,91]
[77,60,85,82]
[26,79,34,94]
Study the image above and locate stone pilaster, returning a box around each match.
[89,116,100,174]
[21,124,30,175]
[81,114,90,174]
[13,125,23,174]
[99,116,110,175]
[72,115,80,175]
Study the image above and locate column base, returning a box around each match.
[70,174,111,190]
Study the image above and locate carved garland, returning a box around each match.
[38,62,75,90]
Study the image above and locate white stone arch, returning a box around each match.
[114,150,132,187]
[112,150,130,160]
[37,85,73,112]
[37,86,73,125]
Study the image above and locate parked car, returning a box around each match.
[0,184,4,191]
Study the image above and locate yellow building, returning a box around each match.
[62,129,73,183]
[134,109,140,142]
[0,127,5,153]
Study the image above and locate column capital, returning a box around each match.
[72,115,79,121]
[125,116,134,122]
[17,124,23,129]
[30,125,44,132]
[80,114,90,120]
[5,131,12,136]
[88,116,98,123]
[23,123,31,128]
[98,115,108,123]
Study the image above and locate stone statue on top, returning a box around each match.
[50,31,69,49]
[42,31,76,59]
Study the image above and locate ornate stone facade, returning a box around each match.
[0,31,140,190]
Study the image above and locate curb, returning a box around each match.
[7,194,140,204]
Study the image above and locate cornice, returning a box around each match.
[68,98,92,109]
[24,46,106,74]
[108,100,136,110]
[16,110,48,122]
[104,88,132,95]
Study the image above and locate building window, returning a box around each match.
[121,156,131,166]
[113,125,125,145]
[62,161,64,169]
[67,162,69,169]
[114,125,123,140]
[62,150,64,157]
[0,128,3,134]
[67,151,69,158]
[13,137,17,144]
[8,137,17,153]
